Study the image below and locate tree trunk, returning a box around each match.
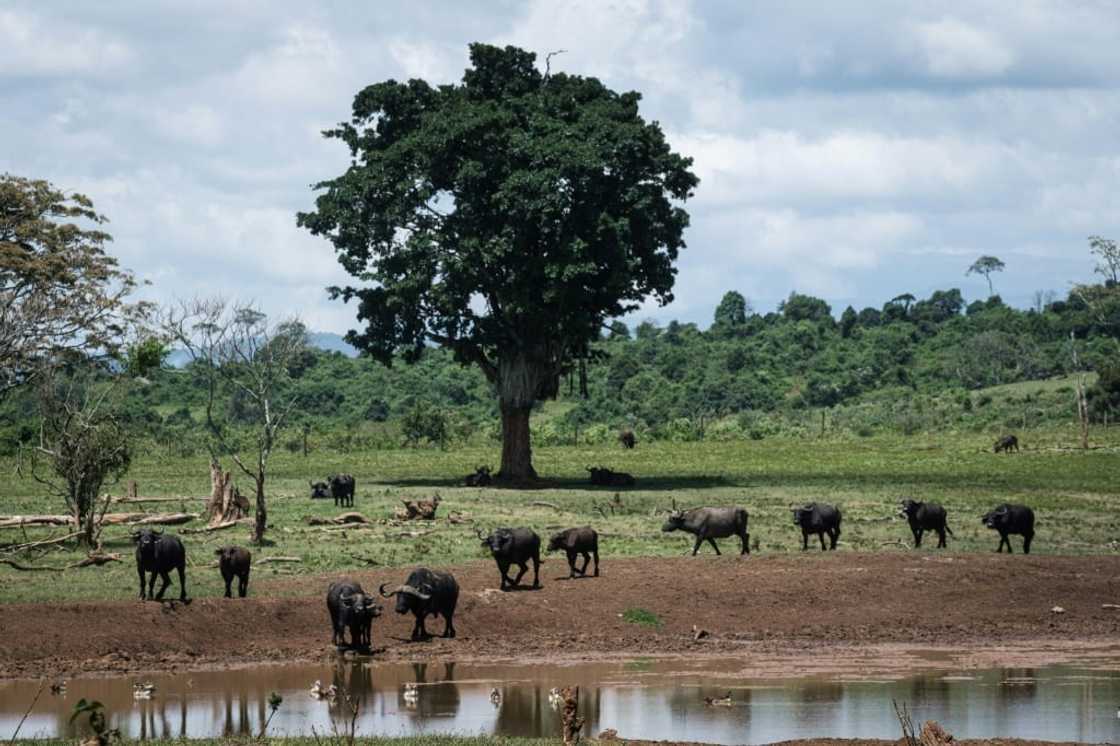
[253,473,267,544]
[1076,373,1090,450]
[498,402,536,482]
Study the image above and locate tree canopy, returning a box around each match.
[298,43,697,479]
[0,174,141,397]
[966,255,1006,297]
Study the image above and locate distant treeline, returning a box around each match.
[3,285,1119,454]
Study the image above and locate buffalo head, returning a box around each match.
[379,582,432,615]
[982,506,1008,528]
[131,527,164,554]
[310,480,330,499]
[661,510,686,533]
[791,504,815,526]
[477,528,513,554]
[898,499,921,519]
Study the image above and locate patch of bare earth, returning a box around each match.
[1,553,1118,680]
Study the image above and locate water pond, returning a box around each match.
[2,658,1118,744]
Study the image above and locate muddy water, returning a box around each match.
[2,659,1119,744]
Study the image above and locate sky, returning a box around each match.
[3,1,1118,333]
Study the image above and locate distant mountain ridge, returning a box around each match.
[165,331,359,367]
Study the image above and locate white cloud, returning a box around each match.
[0,9,133,77]
[910,17,1015,78]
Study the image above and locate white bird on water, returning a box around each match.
[490,688,502,707]
[132,682,156,700]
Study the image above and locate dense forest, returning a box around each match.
[4,280,1118,456]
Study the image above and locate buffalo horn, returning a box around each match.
[378,583,396,598]
[399,584,431,601]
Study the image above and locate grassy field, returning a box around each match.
[1,424,1118,603]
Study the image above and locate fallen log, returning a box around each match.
[0,531,83,553]
[0,552,122,572]
[257,556,301,565]
[531,501,562,511]
[305,512,373,526]
[0,516,73,529]
[111,496,207,504]
[1,513,197,529]
[181,518,249,534]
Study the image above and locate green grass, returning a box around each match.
[20,739,561,746]
[621,607,662,628]
[2,425,1119,603]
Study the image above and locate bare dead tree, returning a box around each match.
[164,299,307,544]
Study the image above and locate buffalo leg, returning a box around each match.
[147,573,158,599]
[177,563,187,602]
[912,529,922,548]
[155,571,171,600]
[1022,531,1033,554]
[443,612,455,638]
[707,538,722,555]
[498,560,512,589]
[578,552,591,575]
[937,529,946,548]
[238,571,249,597]
[593,547,600,576]
[818,532,827,551]
[531,553,540,588]
[692,536,704,555]
[138,568,148,600]
[223,573,233,598]
[802,531,809,551]
[566,550,578,577]
[512,561,528,587]
[739,531,750,555]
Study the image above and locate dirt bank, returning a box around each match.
[2,553,1118,680]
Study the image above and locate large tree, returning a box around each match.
[298,44,697,480]
[0,174,141,397]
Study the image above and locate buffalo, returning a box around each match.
[994,434,1019,454]
[215,545,252,598]
[619,429,636,449]
[379,567,459,641]
[898,499,953,549]
[326,580,382,649]
[587,466,636,487]
[547,527,600,577]
[662,507,750,556]
[464,466,492,487]
[982,503,1035,554]
[132,528,188,602]
[478,527,542,590]
[792,503,842,551]
[311,474,355,506]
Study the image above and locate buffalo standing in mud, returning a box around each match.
[662,507,750,556]
[792,503,842,551]
[132,528,189,602]
[478,527,542,590]
[326,580,382,649]
[215,545,252,597]
[993,434,1019,453]
[982,503,1035,554]
[547,527,600,577]
[379,567,459,641]
[898,499,953,549]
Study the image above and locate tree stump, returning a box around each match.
[919,721,954,746]
[126,480,138,499]
[205,457,249,527]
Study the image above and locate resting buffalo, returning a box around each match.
[464,466,492,487]
[792,503,842,551]
[379,567,459,641]
[547,527,600,577]
[587,466,636,487]
[662,507,750,556]
[994,434,1019,453]
[478,527,541,589]
[326,580,382,649]
[898,499,953,549]
[132,528,188,602]
[215,545,252,597]
[982,503,1035,554]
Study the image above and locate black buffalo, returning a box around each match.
[587,466,636,487]
[379,567,459,641]
[994,434,1019,453]
[547,527,600,577]
[898,499,953,549]
[215,545,252,597]
[619,429,636,449]
[326,580,382,649]
[982,503,1035,554]
[311,474,355,506]
[464,466,492,487]
[792,503,842,551]
[662,507,750,556]
[132,528,188,602]
[478,527,542,590]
